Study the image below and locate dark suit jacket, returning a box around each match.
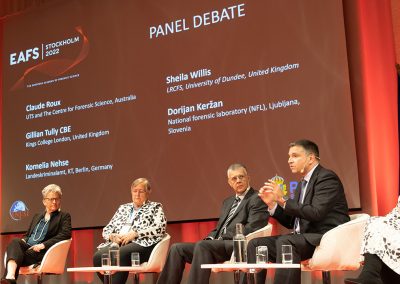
[273,165,349,246]
[208,188,269,240]
[22,210,72,251]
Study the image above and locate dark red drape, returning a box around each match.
[0,0,399,283]
[344,0,399,215]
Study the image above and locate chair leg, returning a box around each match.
[152,272,159,284]
[37,274,43,284]
[133,273,139,284]
[322,271,331,284]
[234,270,240,284]
[104,274,112,284]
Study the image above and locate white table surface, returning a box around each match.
[67,266,145,273]
[201,263,300,271]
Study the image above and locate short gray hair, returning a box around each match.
[227,163,248,176]
[42,184,62,198]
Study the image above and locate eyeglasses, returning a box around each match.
[132,189,148,194]
[229,175,247,182]
[44,198,60,202]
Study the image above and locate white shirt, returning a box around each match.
[237,186,251,201]
[268,163,319,216]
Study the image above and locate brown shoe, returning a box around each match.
[0,279,17,284]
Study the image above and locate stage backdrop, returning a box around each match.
[0,0,399,283]
[1,0,360,233]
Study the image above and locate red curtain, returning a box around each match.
[344,0,399,215]
[391,0,400,63]
[0,0,399,282]
[0,12,3,256]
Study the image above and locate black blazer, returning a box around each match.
[208,188,269,240]
[22,210,72,251]
[273,165,349,246]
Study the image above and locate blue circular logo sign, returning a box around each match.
[9,200,29,221]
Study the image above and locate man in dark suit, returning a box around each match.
[245,139,349,284]
[157,163,269,284]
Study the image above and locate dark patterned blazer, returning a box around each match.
[99,200,166,248]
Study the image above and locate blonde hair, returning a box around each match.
[131,178,151,192]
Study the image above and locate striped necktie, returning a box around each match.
[217,197,241,239]
[294,179,307,233]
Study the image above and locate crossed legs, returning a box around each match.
[3,238,44,281]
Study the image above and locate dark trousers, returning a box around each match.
[363,253,400,284]
[381,258,400,284]
[4,238,45,279]
[157,240,233,284]
[245,235,315,284]
[93,242,155,284]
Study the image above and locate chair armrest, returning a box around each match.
[224,223,273,266]
[246,223,273,242]
[304,214,369,271]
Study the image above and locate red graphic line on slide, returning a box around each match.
[11,26,89,91]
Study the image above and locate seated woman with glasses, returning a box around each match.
[345,195,400,284]
[93,178,167,284]
[1,184,72,284]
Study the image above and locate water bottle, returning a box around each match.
[233,223,247,263]
[109,242,120,266]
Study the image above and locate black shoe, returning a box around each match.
[348,254,384,284]
[344,278,362,284]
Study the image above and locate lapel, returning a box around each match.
[47,210,61,234]
[295,182,302,203]
[219,195,237,225]
[26,213,43,236]
[302,165,321,203]
[134,207,142,222]
[132,201,150,223]
[227,187,253,221]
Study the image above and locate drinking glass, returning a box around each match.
[109,247,120,267]
[101,253,110,267]
[281,245,293,264]
[256,246,268,263]
[131,252,140,266]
